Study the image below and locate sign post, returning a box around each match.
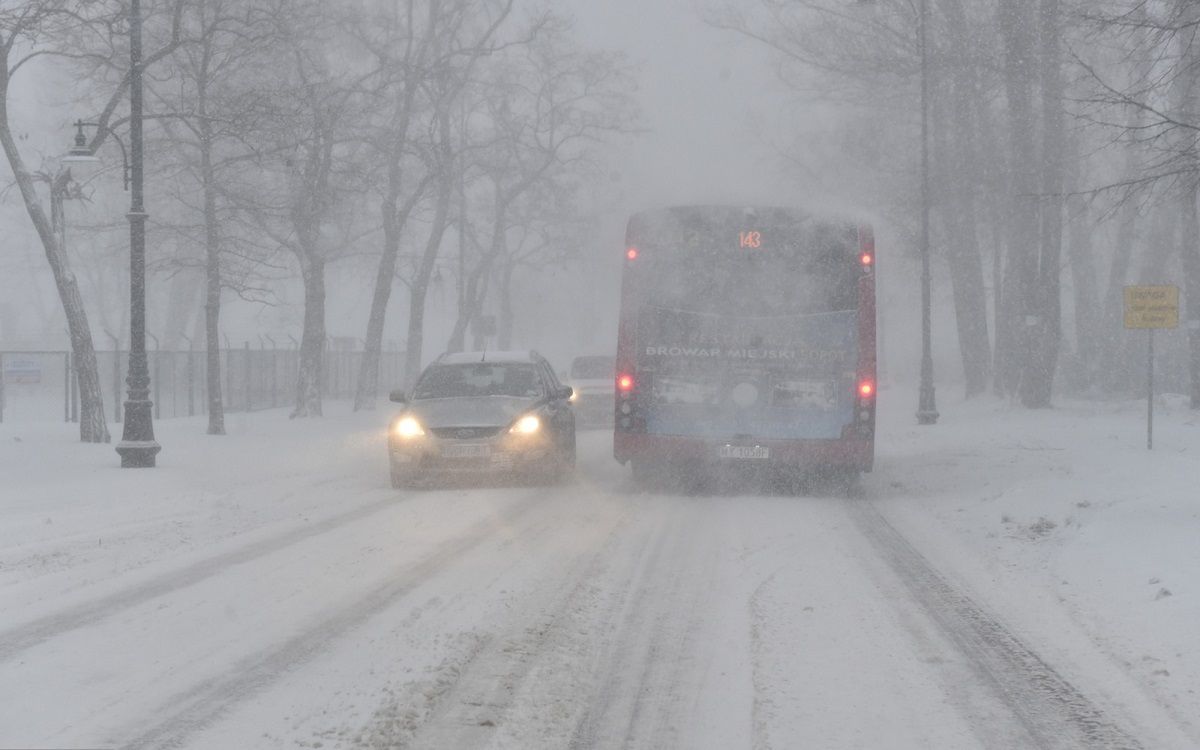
[1124,285,1180,450]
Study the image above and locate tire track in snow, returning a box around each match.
[116,492,549,750]
[568,508,674,749]
[849,500,1142,750]
[747,569,780,750]
[568,501,717,749]
[399,508,631,749]
[0,493,396,664]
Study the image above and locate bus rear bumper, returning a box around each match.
[614,433,873,473]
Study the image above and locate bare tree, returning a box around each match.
[0,0,183,442]
[445,21,638,353]
[1015,0,1067,407]
[351,0,518,408]
[150,0,279,434]
[710,0,998,398]
[492,174,596,349]
[1073,0,1200,406]
[238,0,376,418]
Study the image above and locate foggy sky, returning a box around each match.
[566,0,796,214]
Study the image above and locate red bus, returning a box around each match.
[613,205,876,485]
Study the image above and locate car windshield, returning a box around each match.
[412,363,543,399]
[570,356,614,379]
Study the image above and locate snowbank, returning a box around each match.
[872,389,1200,737]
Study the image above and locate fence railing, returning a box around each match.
[0,345,405,424]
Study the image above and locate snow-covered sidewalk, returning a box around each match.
[871,391,1200,738]
[0,405,393,616]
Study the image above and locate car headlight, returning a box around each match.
[393,416,425,438]
[509,414,541,434]
[568,389,579,403]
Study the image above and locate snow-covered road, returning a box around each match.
[1,400,1196,749]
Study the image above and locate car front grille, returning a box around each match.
[429,426,504,440]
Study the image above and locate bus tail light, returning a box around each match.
[859,225,875,271]
[853,378,876,437]
[616,372,643,432]
[626,247,639,261]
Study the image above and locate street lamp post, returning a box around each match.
[916,0,939,425]
[115,0,160,467]
[68,5,160,464]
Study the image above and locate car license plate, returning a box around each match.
[719,445,769,459]
[442,443,490,459]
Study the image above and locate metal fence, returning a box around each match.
[0,345,405,423]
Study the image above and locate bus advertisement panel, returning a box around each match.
[613,206,876,481]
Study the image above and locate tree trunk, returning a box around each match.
[971,59,1008,394]
[446,237,498,354]
[292,258,325,418]
[402,174,455,389]
[1098,196,1139,392]
[161,272,201,351]
[198,48,225,435]
[448,184,508,353]
[202,139,225,434]
[1019,0,1065,408]
[497,262,515,350]
[204,250,223,432]
[1174,0,1200,409]
[1185,196,1200,409]
[0,97,109,442]
[1065,188,1101,392]
[355,208,400,411]
[940,207,991,396]
[355,183,426,409]
[996,0,1040,398]
[1138,205,1178,283]
[353,70,425,410]
[932,3,991,396]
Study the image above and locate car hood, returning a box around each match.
[404,396,538,429]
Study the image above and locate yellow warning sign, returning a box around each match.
[1124,285,1179,329]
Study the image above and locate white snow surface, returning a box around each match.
[0,391,1196,749]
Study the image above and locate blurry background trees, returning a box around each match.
[0,0,638,431]
[711,0,1200,409]
[16,0,1200,432]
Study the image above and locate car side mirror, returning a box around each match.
[558,386,574,401]
[389,389,407,403]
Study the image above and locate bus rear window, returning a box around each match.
[629,209,859,316]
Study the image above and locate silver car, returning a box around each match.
[387,351,576,487]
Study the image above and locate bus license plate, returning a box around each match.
[719,445,769,460]
[442,443,490,459]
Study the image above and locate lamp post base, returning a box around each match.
[116,441,161,467]
[916,384,939,425]
[116,398,160,467]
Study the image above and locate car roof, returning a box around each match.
[435,350,544,365]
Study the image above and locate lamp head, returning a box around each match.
[61,120,100,180]
[62,120,99,163]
